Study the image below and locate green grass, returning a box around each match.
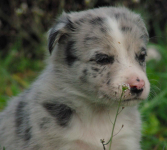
[0,47,44,110]
[0,40,167,149]
[139,41,167,150]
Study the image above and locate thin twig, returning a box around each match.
[102,143,106,150]
[100,139,106,150]
[101,84,130,150]
[108,92,124,150]
[113,125,124,137]
[118,107,124,114]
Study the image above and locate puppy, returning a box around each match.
[0,7,150,150]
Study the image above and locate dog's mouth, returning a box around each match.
[117,98,144,106]
[98,91,145,106]
[122,98,143,102]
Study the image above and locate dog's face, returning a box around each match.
[48,7,150,106]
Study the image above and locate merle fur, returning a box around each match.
[65,41,78,66]
[67,17,77,31]
[48,31,59,54]
[89,17,104,25]
[43,102,73,127]
[15,101,32,141]
[83,69,88,76]
[91,67,100,72]
[121,26,132,32]
[115,13,120,19]
[100,27,107,33]
[39,117,51,129]
[84,36,98,44]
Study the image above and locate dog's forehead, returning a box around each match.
[69,7,148,56]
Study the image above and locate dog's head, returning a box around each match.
[48,7,150,106]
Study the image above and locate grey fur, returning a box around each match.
[0,7,150,150]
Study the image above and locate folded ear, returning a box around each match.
[48,13,76,54]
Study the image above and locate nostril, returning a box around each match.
[130,86,143,94]
[136,78,140,82]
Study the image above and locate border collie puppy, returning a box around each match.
[0,7,150,150]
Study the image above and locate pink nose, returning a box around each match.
[128,76,145,90]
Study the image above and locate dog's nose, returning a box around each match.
[127,77,145,95]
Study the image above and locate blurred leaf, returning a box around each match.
[143,114,160,135]
[12,74,29,88]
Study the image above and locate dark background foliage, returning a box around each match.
[0,0,166,58]
[0,0,167,150]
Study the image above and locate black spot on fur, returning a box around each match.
[15,101,32,141]
[66,17,76,31]
[48,31,59,54]
[84,36,98,44]
[91,67,100,72]
[15,101,26,130]
[85,36,98,41]
[107,79,111,85]
[89,17,104,25]
[92,74,97,78]
[65,41,78,66]
[24,127,32,141]
[75,18,86,25]
[106,72,111,79]
[83,69,88,76]
[80,69,88,82]
[121,26,132,32]
[100,27,107,33]
[43,102,73,127]
[79,18,86,23]
[115,13,127,20]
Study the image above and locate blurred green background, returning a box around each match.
[0,0,167,149]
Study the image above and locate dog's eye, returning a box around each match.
[136,48,147,65]
[138,48,147,62]
[95,54,114,65]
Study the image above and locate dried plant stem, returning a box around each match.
[104,91,124,150]
[102,143,106,150]
[101,84,129,150]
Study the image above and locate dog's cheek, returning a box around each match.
[79,65,107,83]
[79,68,89,83]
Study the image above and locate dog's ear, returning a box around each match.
[48,13,76,54]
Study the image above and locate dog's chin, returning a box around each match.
[98,98,143,107]
[97,92,147,107]
[120,98,144,106]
